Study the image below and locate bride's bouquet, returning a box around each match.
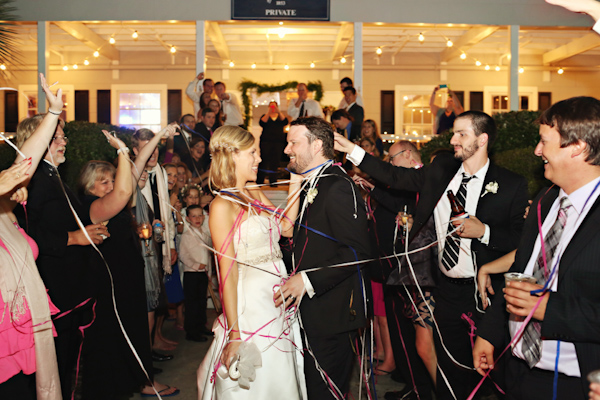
[217,341,262,389]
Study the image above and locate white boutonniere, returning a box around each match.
[306,187,318,204]
[481,181,499,198]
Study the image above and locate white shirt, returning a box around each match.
[509,177,600,377]
[338,93,364,110]
[287,98,324,120]
[434,161,491,278]
[347,146,490,279]
[220,92,244,126]
[179,216,212,273]
[594,19,600,35]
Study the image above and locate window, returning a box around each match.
[18,84,74,121]
[484,86,538,116]
[111,85,168,132]
[492,95,530,114]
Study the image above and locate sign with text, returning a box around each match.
[232,0,330,21]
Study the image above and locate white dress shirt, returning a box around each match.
[221,93,244,126]
[287,98,324,120]
[509,177,600,377]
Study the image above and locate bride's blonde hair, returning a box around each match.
[209,126,255,191]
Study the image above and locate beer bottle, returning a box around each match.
[447,190,466,217]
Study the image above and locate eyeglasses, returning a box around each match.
[52,136,68,144]
[388,149,409,163]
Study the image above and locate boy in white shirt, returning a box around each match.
[179,205,213,342]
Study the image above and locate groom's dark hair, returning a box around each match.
[291,116,336,160]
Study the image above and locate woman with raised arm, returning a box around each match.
[0,74,63,400]
[78,125,179,399]
[197,125,305,399]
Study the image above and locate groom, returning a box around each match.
[274,116,371,399]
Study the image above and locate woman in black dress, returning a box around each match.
[257,101,290,185]
[79,127,179,399]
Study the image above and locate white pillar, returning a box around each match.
[353,22,363,96]
[509,25,519,111]
[196,21,206,74]
[37,21,49,113]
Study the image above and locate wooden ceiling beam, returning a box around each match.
[439,26,499,62]
[206,21,230,60]
[53,21,120,60]
[331,22,353,60]
[543,32,600,65]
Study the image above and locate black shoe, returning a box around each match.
[199,327,214,336]
[186,333,208,342]
[152,366,163,375]
[151,351,174,362]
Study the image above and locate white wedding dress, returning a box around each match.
[197,214,307,400]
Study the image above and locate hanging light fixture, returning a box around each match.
[376,47,382,55]
[251,63,256,69]
[557,68,564,74]
[109,36,116,45]
[475,60,481,66]
[84,59,90,66]
[460,52,466,60]
[418,33,424,42]
[170,46,177,54]
[229,61,235,67]
[310,61,315,68]
[340,57,347,64]
[93,51,100,58]
[132,30,138,39]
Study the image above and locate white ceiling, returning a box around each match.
[9,20,600,69]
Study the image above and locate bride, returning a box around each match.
[197,126,306,399]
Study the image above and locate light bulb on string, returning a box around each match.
[460,52,466,60]
[340,57,347,64]
[418,33,424,42]
[62,66,68,71]
[251,63,256,69]
[557,68,564,74]
[310,61,315,68]
[495,65,500,71]
[170,46,176,54]
[229,61,235,67]
[0,64,6,70]
[284,64,289,70]
[93,51,100,58]
[485,65,490,70]
[84,59,90,66]
[73,64,78,70]
[475,60,481,66]
[109,36,116,45]
[518,67,524,74]
[376,47,382,55]
[132,30,138,39]
[446,39,453,47]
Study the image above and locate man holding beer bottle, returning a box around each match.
[334,110,529,400]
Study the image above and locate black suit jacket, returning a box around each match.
[478,185,600,394]
[359,152,529,273]
[293,164,372,337]
[15,162,93,311]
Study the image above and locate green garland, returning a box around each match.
[238,80,324,128]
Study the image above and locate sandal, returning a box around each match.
[141,385,180,397]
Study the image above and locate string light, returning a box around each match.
[495,65,500,71]
[132,30,138,39]
[109,36,116,45]
[475,60,481,66]
[446,39,453,47]
[485,65,490,70]
[376,47,382,55]
[170,46,177,54]
[284,64,289,70]
[62,66,68,71]
[73,64,78,70]
[518,67,524,74]
[229,61,235,67]
[279,21,283,25]
[340,57,347,64]
[557,68,564,74]
[251,63,256,69]
[0,64,6,70]
[418,33,424,42]
[310,61,315,68]
[84,59,90,66]
[460,52,466,60]
[93,51,100,58]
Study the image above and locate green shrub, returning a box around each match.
[492,147,550,198]
[492,111,541,155]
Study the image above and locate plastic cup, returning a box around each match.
[504,273,537,315]
[588,369,600,384]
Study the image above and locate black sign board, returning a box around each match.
[232,0,330,21]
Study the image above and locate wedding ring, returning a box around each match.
[288,295,296,302]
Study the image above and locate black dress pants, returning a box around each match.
[183,271,209,335]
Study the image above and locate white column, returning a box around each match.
[353,22,363,96]
[196,21,206,74]
[508,25,519,111]
[37,21,49,113]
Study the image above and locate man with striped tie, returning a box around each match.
[334,110,529,400]
[287,82,324,121]
[474,97,600,400]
